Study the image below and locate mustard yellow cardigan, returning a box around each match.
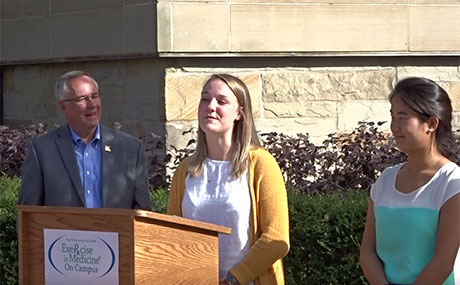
[167,148,290,284]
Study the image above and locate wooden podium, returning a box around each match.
[17,205,231,284]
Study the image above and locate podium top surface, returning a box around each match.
[17,205,232,234]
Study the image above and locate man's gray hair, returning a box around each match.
[54,70,98,101]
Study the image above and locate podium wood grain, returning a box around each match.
[18,206,231,284]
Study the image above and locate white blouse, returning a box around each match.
[182,158,252,279]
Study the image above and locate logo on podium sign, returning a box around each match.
[44,229,118,285]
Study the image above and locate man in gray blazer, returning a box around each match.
[18,70,151,210]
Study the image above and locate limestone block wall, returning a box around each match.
[158,0,460,55]
[2,0,460,63]
[2,0,459,155]
[165,66,460,149]
[1,0,157,62]
[2,58,459,150]
[1,59,167,137]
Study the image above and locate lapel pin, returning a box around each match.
[104,145,112,152]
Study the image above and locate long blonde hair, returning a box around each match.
[187,74,261,178]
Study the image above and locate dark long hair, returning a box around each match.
[389,77,455,160]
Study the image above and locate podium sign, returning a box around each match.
[44,229,118,285]
[18,206,231,284]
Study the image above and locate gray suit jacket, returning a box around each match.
[18,125,151,210]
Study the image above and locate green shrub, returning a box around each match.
[0,173,20,285]
[150,187,169,214]
[0,184,170,284]
[146,187,370,284]
[284,189,369,285]
[0,177,370,284]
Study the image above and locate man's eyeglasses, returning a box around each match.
[61,93,102,105]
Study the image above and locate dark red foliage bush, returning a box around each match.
[2,122,459,194]
[0,124,47,178]
[261,121,407,193]
[261,121,460,193]
[0,124,172,190]
[140,131,171,189]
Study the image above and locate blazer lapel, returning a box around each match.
[55,126,86,206]
[101,126,115,207]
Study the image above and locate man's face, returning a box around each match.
[59,75,102,137]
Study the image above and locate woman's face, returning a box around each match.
[390,96,432,153]
[198,79,241,137]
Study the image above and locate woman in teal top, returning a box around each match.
[360,77,460,284]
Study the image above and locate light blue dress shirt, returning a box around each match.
[69,125,102,208]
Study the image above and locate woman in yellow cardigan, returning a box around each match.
[168,74,289,285]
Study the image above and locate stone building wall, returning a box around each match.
[2,59,167,138]
[165,65,460,148]
[2,59,459,149]
[2,0,460,151]
[158,0,460,55]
